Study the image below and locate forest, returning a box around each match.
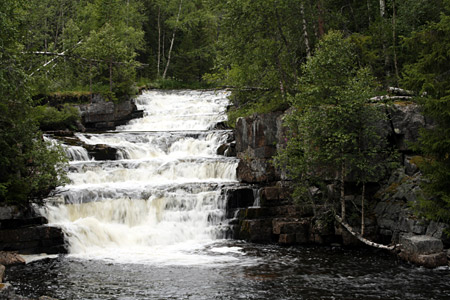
[1,0,450,223]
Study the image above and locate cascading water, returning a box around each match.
[44,90,241,265]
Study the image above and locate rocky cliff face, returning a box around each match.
[230,102,447,267]
[235,112,284,183]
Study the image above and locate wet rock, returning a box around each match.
[0,217,48,230]
[235,112,282,156]
[400,235,443,255]
[0,283,15,299]
[216,142,236,157]
[0,264,5,283]
[216,144,228,156]
[0,252,25,266]
[224,187,255,218]
[272,219,307,235]
[0,226,66,254]
[237,219,274,243]
[278,234,296,245]
[237,158,278,183]
[210,121,229,130]
[235,112,283,183]
[86,144,118,160]
[399,235,447,268]
[237,207,271,220]
[77,95,143,130]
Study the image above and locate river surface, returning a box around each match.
[6,90,450,299]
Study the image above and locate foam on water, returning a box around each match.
[43,90,241,265]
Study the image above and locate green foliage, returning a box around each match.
[0,0,68,205]
[210,0,313,98]
[401,4,450,222]
[274,31,394,215]
[33,105,81,131]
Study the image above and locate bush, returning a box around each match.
[33,104,80,131]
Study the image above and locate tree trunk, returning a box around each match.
[379,0,390,78]
[301,3,311,57]
[340,161,346,221]
[163,0,183,79]
[89,62,93,103]
[317,0,325,37]
[157,6,161,77]
[335,215,398,250]
[392,0,400,83]
[379,0,385,17]
[126,0,130,26]
[361,182,366,236]
[367,0,371,25]
[109,60,113,93]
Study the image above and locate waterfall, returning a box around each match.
[44,90,239,265]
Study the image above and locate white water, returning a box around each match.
[44,90,242,265]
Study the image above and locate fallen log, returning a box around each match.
[335,215,399,251]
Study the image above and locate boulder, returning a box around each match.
[0,252,25,266]
[0,264,5,283]
[400,235,443,255]
[0,226,66,254]
[237,219,274,243]
[0,283,15,299]
[86,144,118,160]
[77,95,143,130]
[216,142,236,157]
[399,235,447,268]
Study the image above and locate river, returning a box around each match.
[7,90,450,299]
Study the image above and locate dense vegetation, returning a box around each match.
[1,0,449,222]
[1,0,68,205]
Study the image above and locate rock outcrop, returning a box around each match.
[235,112,283,183]
[0,206,66,255]
[386,103,431,152]
[77,94,143,130]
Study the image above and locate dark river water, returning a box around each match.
[7,241,450,300]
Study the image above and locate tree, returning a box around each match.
[274,31,392,226]
[402,4,450,222]
[0,0,68,205]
